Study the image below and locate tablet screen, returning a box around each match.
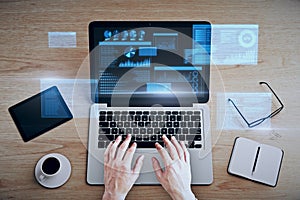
[8,86,73,142]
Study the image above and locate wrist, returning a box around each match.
[102,191,126,200]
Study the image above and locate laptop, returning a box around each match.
[87,21,213,185]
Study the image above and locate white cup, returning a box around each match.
[38,155,61,182]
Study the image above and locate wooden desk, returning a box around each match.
[1,0,299,199]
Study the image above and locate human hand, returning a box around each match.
[152,135,195,200]
[102,135,144,200]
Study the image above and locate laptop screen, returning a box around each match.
[89,21,211,107]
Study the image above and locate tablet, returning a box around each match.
[8,86,73,142]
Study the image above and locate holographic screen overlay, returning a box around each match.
[48,32,77,48]
[94,27,210,107]
[40,78,91,118]
[217,92,272,130]
[87,27,214,169]
[211,24,259,65]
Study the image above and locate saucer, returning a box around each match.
[35,153,71,189]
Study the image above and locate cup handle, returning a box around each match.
[39,174,46,182]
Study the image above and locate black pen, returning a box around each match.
[252,146,260,175]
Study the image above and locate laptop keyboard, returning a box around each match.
[98,110,203,148]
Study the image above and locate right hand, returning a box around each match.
[152,135,196,200]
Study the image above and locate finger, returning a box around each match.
[180,141,190,164]
[152,157,163,181]
[132,155,144,175]
[123,142,137,165]
[155,142,172,166]
[104,141,113,163]
[171,136,184,160]
[110,136,122,160]
[163,135,179,160]
[116,134,132,161]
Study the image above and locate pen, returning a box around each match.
[252,146,260,175]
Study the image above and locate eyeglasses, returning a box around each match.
[228,82,284,128]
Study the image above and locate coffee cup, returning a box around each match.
[38,155,61,182]
[35,153,71,188]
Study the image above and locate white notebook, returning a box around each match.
[228,137,284,187]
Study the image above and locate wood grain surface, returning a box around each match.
[0,0,299,199]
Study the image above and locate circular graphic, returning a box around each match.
[238,29,256,48]
[104,30,112,40]
[124,46,136,58]
[72,27,226,174]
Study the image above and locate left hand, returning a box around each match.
[102,135,144,200]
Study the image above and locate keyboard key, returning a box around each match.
[125,128,132,134]
[143,111,149,115]
[117,122,123,127]
[184,115,190,121]
[166,122,172,127]
[136,135,143,141]
[121,111,128,115]
[129,111,135,115]
[107,115,113,121]
[99,115,106,121]
[156,115,162,121]
[150,111,157,115]
[190,128,201,134]
[112,128,118,134]
[158,111,164,115]
[172,111,178,115]
[182,128,188,134]
[98,141,105,148]
[142,115,148,121]
[180,122,187,127]
[99,128,110,134]
[138,122,144,127]
[110,122,116,127]
[147,128,153,134]
[188,122,193,127]
[145,122,151,127]
[157,134,163,140]
[135,115,141,121]
[100,111,106,115]
[133,128,139,134]
[131,122,137,127]
[173,122,179,127]
[150,134,157,141]
[168,128,174,134]
[143,134,149,141]
[170,115,176,121]
[179,134,185,141]
[136,141,156,148]
[177,115,182,121]
[161,128,167,134]
[99,122,109,128]
[140,128,146,134]
[154,128,160,134]
[191,115,201,121]
[121,115,127,121]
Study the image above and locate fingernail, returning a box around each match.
[171,136,175,140]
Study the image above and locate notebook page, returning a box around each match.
[252,144,283,186]
[228,137,258,178]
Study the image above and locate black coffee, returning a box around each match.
[42,157,60,175]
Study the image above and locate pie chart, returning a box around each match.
[124,46,136,58]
